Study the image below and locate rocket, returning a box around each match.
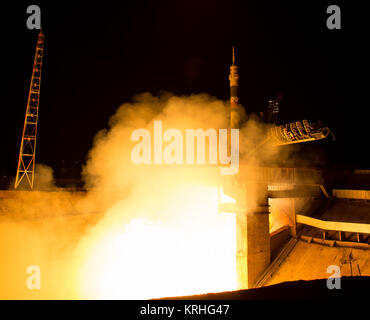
[229,46,240,129]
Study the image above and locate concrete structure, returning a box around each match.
[236,181,270,289]
[221,167,370,289]
[255,169,370,287]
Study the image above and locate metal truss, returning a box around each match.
[15,30,44,189]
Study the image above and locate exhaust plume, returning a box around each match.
[0,92,292,299]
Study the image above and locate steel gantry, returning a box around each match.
[15,30,44,189]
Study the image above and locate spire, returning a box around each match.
[232,46,235,65]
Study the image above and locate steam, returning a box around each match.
[34,164,57,191]
[0,92,292,299]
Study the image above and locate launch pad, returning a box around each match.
[1,9,368,299]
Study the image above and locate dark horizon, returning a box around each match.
[1,0,366,183]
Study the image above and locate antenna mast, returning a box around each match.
[15,30,44,189]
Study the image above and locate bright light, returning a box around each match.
[76,184,236,299]
[220,186,236,204]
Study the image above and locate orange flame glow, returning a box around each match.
[75,184,236,299]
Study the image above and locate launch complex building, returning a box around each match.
[0,32,369,298]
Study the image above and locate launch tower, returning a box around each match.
[15,30,44,189]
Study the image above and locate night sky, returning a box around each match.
[1,0,367,182]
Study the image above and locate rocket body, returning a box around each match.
[229,47,240,129]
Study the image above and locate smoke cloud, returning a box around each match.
[0,92,292,299]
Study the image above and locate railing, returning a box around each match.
[333,189,370,200]
[296,215,370,234]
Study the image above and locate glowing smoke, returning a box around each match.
[0,92,291,299]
